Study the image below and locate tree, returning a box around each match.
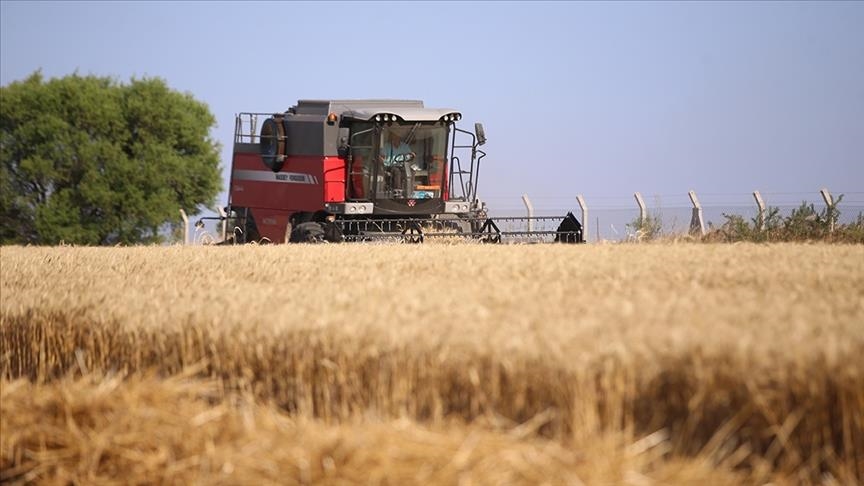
[0,71,221,245]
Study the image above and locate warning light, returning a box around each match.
[327,113,338,125]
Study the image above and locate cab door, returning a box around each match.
[346,123,375,200]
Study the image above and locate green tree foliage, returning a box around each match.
[1,71,221,245]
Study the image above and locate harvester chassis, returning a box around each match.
[216,101,586,245]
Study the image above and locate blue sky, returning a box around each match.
[2,1,862,228]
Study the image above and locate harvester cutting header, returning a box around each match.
[218,99,583,243]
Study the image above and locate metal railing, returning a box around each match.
[234,112,268,144]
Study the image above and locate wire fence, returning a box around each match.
[480,190,864,242]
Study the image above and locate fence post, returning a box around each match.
[753,191,766,232]
[179,209,189,245]
[576,195,588,242]
[820,187,835,234]
[688,190,705,236]
[634,192,647,228]
[522,193,534,233]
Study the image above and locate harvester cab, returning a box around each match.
[216,99,583,244]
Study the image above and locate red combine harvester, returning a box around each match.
[215,99,583,243]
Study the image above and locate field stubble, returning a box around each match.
[1,243,863,484]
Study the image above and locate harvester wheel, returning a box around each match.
[286,221,343,244]
[290,222,325,243]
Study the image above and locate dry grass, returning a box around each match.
[1,243,863,484]
[1,371,745,485]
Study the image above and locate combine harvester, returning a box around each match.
[213,99,583,244]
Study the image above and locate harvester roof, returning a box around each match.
[291,99,461,122]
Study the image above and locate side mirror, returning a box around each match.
[475,123,487,146]
[337,137,349,157]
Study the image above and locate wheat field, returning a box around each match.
[1,243,863,484]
